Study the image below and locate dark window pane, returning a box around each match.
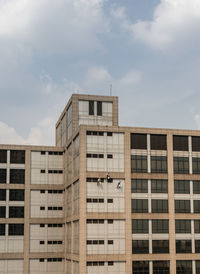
[174,180,190,194]
[9,190,24,201]
[0,224,5,235]
[0,150,7,163]
[132,219,149,234]
[10,169,25,184]
[0,206,6,218]
[0,189,6,201]
[153,261,169,274]
[131,134,147,149]
[196,261,200,274]
[150,134,167,150]
[151,156,167,173]
[151,180,168,193]
[132,240,149,254]
[195,240,200,253]
[175,220,191,233]
[132,199,148,213]
[152,200,168,213]
[192,136,200,151]
[132,261,149,274]
[131,179,148,193]
[194,220,200,233]
[131,155,147,173]
[89,100,94,115]
[173,135,188,151]
[192,158,200,174]
[9,206,24,218]
[176,261,192,274]
[193,181,200,194]
[152,240,169,253]
[175,200,190,213]
[176,240,192,253]
[10,150,25,164]
[97,101,102,116]
[8,224,24,235]
[174,157,189,174]
[152,220,169,234]
[0,169,6,183]
[194,200,200,213]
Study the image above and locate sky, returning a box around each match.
[1,0,200,146]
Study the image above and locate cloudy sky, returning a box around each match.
[1,0,200,145]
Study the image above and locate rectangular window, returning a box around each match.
[132,219,149,234]
[192,158,200,174]
[150,134,167,150]
[132,261,149,274]
[10,150,25,164]
[8,224,24,235]
[194,220,200,233]
[151,156,167,173]
[131,133,147,149]
[131,179,148,193]
[173,135,188,151]
[176,240,192,253]
[194,200,200,213]
[0,169,6,183]
[131,155,147,173]
[174,180,190,194]
[0,224,5,235]
[193,181,200,194]
[0,150,7,163]
[174,157,189,174]
[152,240,169,254]
[151,179,168,193]
[10,169,25,184]
[97,101,102,116]
[192,136,200,151]
[152,220,169,234]
[175,200,190,213]
[9,189,24,201]
[0,189,6,201]
[153,261,170,274]
[0,207,6,218]
[132,240,149,254]
[175,220,191,233]
[9,206,24,218]
[176,261,192,274]
[197,261,200,274]
[89,100,94,115]
[151,200,168,213]
[195,240,200,253]
[132,199,148,213]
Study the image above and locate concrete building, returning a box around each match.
[1,93,200,273]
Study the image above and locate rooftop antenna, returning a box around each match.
[110,84,112,96]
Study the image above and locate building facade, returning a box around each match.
[1,94,200,273]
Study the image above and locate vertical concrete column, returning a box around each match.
[24,149,31,274]
[79,127,87,274]
[167,134,176,273]
[64,150,67,274]
[124,131,132,274]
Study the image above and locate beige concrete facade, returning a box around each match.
[1,94,200,273]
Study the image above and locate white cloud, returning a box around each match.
[118,70,142,86]
[0,116,56,146]
[114,0,200,49]
[194,114,200,129]
[0,121,25,145]
[0,0,107,54]
[83,66,142,95]
[86,66,111,84]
